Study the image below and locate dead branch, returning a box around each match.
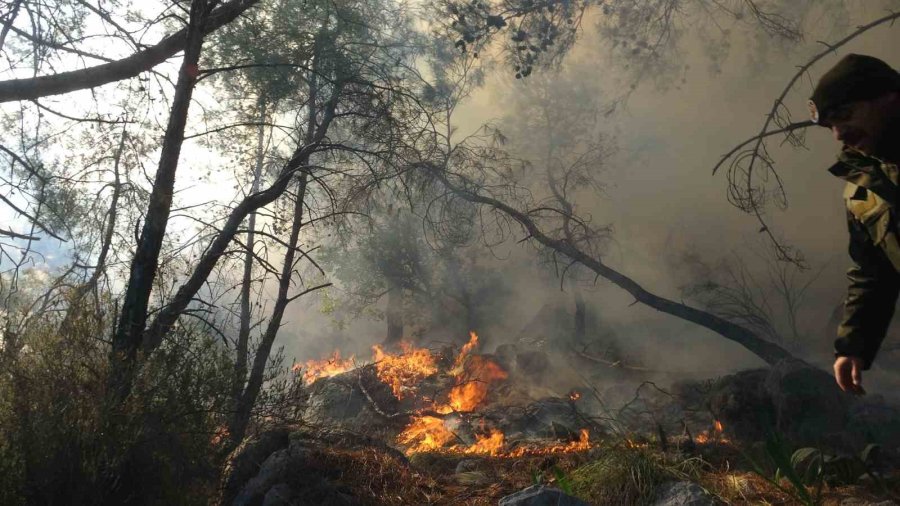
[717,9,900,267]
[423,162,797,366]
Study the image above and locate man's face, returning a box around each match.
[825,92,900,157]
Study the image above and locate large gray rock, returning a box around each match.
[233,447,309,506]
[498,485,590,506]
[219,428,291,505]
[763,361,849,445]
[707,362,856,449]
[262,483,294,506]
[651,481,717,506]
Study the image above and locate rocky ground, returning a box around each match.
[217,357,900,505]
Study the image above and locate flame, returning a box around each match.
[398,415,593,457]
[695,419,730,445]
[397,416,456,453]
[506,428,593,457]
[297,350,356,385]
[465,428,505,456]
[445,356,507,412]
[436,332,507,414]
[449,331,479,376]
[569,391,581,401]
[372,342,438,399]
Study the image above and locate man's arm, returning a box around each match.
[835,209,900,370]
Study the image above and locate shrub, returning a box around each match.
[0,301,233,505]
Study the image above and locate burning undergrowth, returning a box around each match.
[222,343,900,505]
[297,331,598,458]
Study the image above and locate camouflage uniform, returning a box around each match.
[829,148,900,369]
[809,54,900,369]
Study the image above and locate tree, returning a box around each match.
[0,0,261,102]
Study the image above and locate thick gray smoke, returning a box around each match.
[282,0,900,395]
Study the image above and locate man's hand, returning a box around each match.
[833,356,867,395]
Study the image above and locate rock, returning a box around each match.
[763,361,849,446]
[502,398,580,439]
[707,362,858,449]
[233,447,309,506]
[455,471,491,485]
[498,485,590,506]
[302,372,375,429]
[707,368,773,442]
[262,483,294,506]
[455,459,484,473]
[494,343,519,371]
[651,481,717,506]
[219,428,291,505]
[516,350,550,379]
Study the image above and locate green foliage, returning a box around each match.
[0,299,233,505]
[568,445,701,505]
[791,443,885,487]
[741,432,823,506]
[552,465,573,495]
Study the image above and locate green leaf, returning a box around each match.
[860,444,881,465]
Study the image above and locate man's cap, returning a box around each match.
[809,54,900,127]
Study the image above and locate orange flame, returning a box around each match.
[449,331,479,376]
[372,342,438,399]
[297,350,356,385]
[695,420,729,445]
[569,391,581,401]
[398,415,593,457]
[397,415,456,453]
[444,356,507,412]
[506,428,593,457]
[436,332,507,414]
[465,428,505,456]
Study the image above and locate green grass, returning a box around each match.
[568,444,703,505]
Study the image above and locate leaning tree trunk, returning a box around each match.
[228,171,321,445]
[109,0,210,404]
[425,164,797,367]
[140,77,343,352]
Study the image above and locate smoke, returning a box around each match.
[279,0,900,393]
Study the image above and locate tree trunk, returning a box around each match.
[109,1,210,403]
[141,78,342,352]
[574,288,586,343]
[232,98,267,409]
[228,171,309,444]
[385,286,403,345]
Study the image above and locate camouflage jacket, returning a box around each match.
[829,147,900,369]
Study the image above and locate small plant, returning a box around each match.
[568,443,702,505]
[530,465,573,494]
[553,466,573,494]
[742,432,824,506]
[792,443,888,490]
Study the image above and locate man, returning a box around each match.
[809,54,900,394]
